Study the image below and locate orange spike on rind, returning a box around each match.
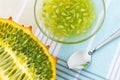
[8,16,12,20]
[46,45,50,50]
[28,26,32,31]
[54,57,59,62]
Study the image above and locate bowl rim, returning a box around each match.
[34,0,106,44]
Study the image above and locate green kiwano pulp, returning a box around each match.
[0,20,54,80]
[40,0,96,39]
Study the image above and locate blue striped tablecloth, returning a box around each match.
[57,0,120,80]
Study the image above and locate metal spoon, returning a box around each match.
[67,29,120,70]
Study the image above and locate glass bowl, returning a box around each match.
[34,0,105,44]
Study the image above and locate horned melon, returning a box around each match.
[0,17,57,80]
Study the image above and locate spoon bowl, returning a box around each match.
[67,51,91,69]
[67,29,120,70]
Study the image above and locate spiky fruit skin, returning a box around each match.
[0,18,56,80]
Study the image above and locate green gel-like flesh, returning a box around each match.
[40,0,96,39]
[0,22,53,80]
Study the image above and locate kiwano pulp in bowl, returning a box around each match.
[34,0,105,44]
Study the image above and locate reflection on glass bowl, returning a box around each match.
[34,0,105,44]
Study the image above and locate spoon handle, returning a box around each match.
[91,29,120,53]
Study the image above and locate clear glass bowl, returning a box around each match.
[34,0,105,44]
